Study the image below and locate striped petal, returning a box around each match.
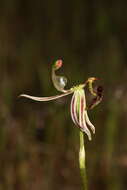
[70,92,79,125]
[71,89,92,141]
[85,111,95,134]
[19,90,72,102]
[79,90,92,141]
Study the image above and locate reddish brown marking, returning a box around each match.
[88,86,103,109]
[55,60,63,68]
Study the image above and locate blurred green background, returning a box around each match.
[0,0,127,189]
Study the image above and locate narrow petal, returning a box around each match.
[70,92,79,125]
[19,90,72,102]
[82,111,92,141]
[79,90,92,141]
[85,111,95,134]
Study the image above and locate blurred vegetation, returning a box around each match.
[0,0,127,189]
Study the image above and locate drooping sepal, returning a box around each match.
[70,89,94,141]
[79,93,92,141]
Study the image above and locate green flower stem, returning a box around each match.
[79,131,88,190]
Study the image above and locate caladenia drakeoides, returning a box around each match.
[19,59,103,189]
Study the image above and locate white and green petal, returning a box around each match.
[70,88,94,141]
[70,92,79,125]
[79,90,92,141]
[85,111,95,134]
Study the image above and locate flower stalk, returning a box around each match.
[79,131,88,190]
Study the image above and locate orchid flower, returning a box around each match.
[20,60,103,141]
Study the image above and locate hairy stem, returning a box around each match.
[79,131,88,190]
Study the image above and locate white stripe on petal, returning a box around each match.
[78,90,92,141]
[79,91,83,127]
[70,92,78,125]
[85,111,95,134]
[82,110,92,141]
